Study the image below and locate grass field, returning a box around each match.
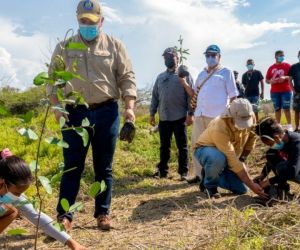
[1,105,300,250]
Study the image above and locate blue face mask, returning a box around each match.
[0,183,19,204]
[277,56,285,63]
[247,65,254,71]
[206,56,218,67]
[79,24,99,41]
[271,141,285,150]
[0,192,18,204]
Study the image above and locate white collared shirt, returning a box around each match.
[194,66,238,118]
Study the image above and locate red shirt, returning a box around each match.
[266,62,291,93]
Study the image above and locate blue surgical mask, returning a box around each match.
[0,192,18,204]
[79,24,99,41]
[206,57,218,67]
[271,141,285,150]
[0,183,19,205]
[247,65,254,71]
[277,56,285,63]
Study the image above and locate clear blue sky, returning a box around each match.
[0,0,300,99]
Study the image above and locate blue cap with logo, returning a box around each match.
[204,45,221,54]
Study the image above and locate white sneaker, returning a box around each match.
[286,124,293,132]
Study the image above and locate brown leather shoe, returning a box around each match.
[97,215,111,231]
[58,217,73,232]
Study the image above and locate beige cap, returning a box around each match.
[77,0,102,23]
[222,98,254,129]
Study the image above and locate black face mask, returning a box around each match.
[164,57,176,69]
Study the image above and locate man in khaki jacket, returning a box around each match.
[194,99,267,198]
[47,0,137,230]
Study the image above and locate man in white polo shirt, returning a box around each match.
[186,45,238,184]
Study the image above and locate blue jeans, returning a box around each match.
[57,102,120,220]
[246,96,259,113]
[194,147,247,194]
[271,92,292,111]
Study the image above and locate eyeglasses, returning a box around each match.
[205,53,218,58]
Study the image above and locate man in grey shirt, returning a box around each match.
[150,47,194,180]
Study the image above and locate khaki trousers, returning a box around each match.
[190,116,214,177]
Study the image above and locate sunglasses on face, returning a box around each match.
[205,53,218,58]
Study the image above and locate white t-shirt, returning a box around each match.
[194,66,238,118]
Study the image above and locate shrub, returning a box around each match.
[0,86,45,115]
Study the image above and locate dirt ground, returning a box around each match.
[0,142,287,250]
[0,182,263,250]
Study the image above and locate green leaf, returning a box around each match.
[72,73,85,81]
[17,128,38,141]
[22,111,34,123]
[100,180,107,193]
[50,173,63,184]
[18,128,27,136]
[60,198,70,212]
[33,72,49,86]
[38,176,52,194]
[57,88,64,102]
[27,129,38,140]
[61,99,76,105]
[69,202,84,213]
[81,117,90,127]
[58,162,65,171]
[54,71,74,81]
[45,137,69,148]
[60,116,66,128]
[53,222,65,232]
[75,128,89,147]
[88,182,101,198]
[66,42,88,51]
[29,160,40,172]
[52,106,69,115]
[7,228,28,236]
[66,91,80,98]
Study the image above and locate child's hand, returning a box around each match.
[66,239,87,250]
[1,148,13,159]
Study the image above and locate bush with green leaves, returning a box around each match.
[0,86,45,115]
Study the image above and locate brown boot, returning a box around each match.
[97,215,111,231]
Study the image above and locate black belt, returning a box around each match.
[66,99,116,111]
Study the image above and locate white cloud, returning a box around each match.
[137,0,300,51]
[292,29,300,36]
[102,4,123,23]
[0,48,18,86]
[0,17,50,90]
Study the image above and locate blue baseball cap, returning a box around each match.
[204,45,221,54]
